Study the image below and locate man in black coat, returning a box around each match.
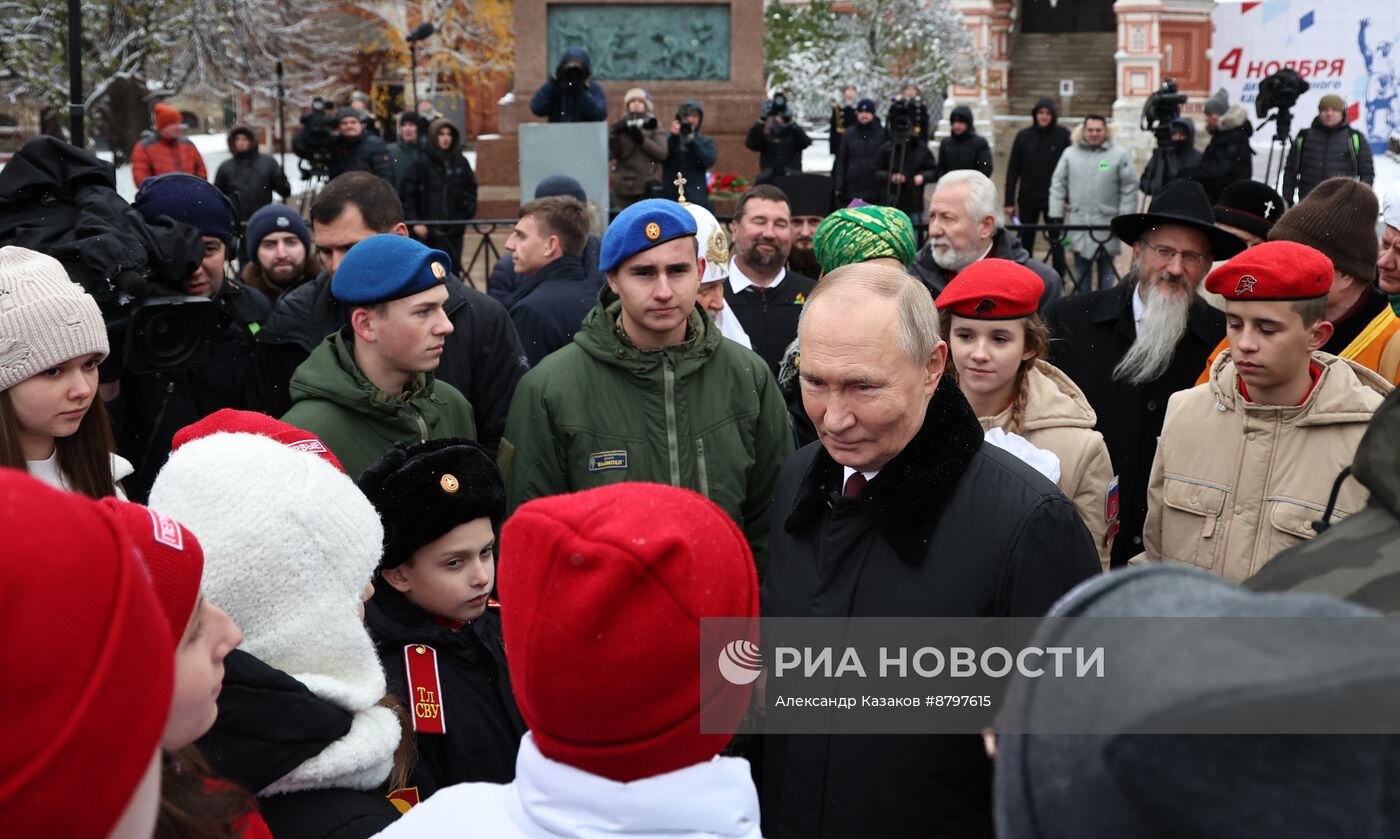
[1003,97,1072,254]
[304,108,395,183]
[1043,180,1244,567]
[873,132,938,220]
[911,169,1063,311]
[763,263,1100,839]
[502,196,597,365]
[213,125,291,221]
[723,184,817,375]
[833,99,887,206]
[487,175,604,305]
[747,95,812,183]
[937,105,993,178]
[1281,94,1376,205]
[410,118,478,273]
[249,172,528,456]
[1180,92,1253,203]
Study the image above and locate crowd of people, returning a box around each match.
[3,68,1400,838]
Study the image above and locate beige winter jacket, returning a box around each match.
[980,361,1116,572]
[1144,351,1391,581]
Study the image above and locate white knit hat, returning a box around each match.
[149,431,399,795]
[0,247,108,391]
[683,203,731,285]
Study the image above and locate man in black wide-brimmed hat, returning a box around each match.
[1043,179,1245,568]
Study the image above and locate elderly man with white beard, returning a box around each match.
[1044,180,1244,568]
[911,170,1063,313]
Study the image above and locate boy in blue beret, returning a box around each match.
[359,438,526,801]
[499,199,795,573]
[282,234,477,477]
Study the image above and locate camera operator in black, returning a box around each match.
[937,105,993,178]
[875,100,938,220]
[1140,117,1201,196]
[299,107,396,183]
[747,92,812,184]
[665,99,719,208]
[1180,88,1254,203]
[292,98,339,178]
[529,47,608,123]
[609,88,668,209]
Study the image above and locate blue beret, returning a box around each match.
[599,199,698,273]
[331,234,453,305]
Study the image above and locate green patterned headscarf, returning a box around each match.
[812,206,917,275]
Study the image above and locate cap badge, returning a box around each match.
[975,298,997,315]
[440,473,460,493]
[1234,275,1257,295]
[1263,200,1276,218]
[276,217,290,228]
[430,261,447,279]
[645,222,661,241]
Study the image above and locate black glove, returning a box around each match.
[760,100,774,119]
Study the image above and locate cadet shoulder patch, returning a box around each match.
[403,644,446,735]
[588,450,629,472]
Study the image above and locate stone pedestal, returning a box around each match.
[476,0,766,217]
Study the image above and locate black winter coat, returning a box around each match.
[366,583,526,798]
[664,104,719,208]
[198,650,401,839]
[911,227,1064,313]
[873,138,939,216]
[938,130,994,179]
[1043,282,1224,567]
[324,133,395,181]
[488,234,604,307]
[1180,106,1254,203]
[829,103,857,154]
[833,117,888,205]
[1282,117,1376,204]
[747,119,812,182]
[249,272,528,455]
[528,48,608,123]
[724,270,817,377]
[1003,97,1071,209]
[112,279,271,502]
[214,128,291,221]
[761,376,1101,839]
[504,254,599,365]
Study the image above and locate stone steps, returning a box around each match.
[1009,32,1118,118]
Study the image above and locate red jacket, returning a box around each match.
[131,136,207,185]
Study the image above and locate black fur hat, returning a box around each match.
[356,438,504,568]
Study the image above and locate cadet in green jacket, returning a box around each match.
[282,234,476,478]
[500,199,794,570]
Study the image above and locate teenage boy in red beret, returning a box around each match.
[356,439,526,805]
[1144,241,1392,581]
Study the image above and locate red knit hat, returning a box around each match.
[1204,240,1334,301]
[0,468,173,836]
[499,483,760,782]
[99,498,204,648]
[934,258,1043,319]
[172,408,345,473]
[154,102,181,132]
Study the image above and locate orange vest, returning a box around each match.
[1195,307,1400,386]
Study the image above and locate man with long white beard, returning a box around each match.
[1045,180,1244,568]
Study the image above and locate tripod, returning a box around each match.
[883,134,911,208]
[1261,106,1294,196]
[1138,124,1175,208]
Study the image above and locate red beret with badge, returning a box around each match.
[1204,240,1333,301]
[934,258,1044,319]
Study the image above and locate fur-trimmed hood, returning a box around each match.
[783,374,985,563]
[1218,104,1251,134]
[1070,121,1114,148]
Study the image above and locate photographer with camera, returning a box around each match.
[295,103,395,184]
[875,97,938,221]
[1282,94,1375,205]
[665,99,719,207]
[1180,89,1254,203]
[530,47,608,123]
[609,88,669,209]
[747,91,812,184]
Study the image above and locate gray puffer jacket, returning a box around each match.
[1048,123,1138,256]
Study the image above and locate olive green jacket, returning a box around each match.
[500,293,795,571]
[283,329,476,478]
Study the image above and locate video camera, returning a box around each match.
[761,92,791,121]
[887,95,921,144]
[295,97,337,179]
[1256,67,1310,120]
[625,114,659,131]
[1140,79,1188,134]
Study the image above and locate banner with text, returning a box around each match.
[1212,0,1397,152]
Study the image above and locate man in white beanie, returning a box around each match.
[149,408,404,835]
[608,88,668,210]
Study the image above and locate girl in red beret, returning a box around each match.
[937,259,1116,570]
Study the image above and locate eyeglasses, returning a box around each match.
[1144,243,1210,269]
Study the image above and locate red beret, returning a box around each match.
[1204,240,1333,301]
[172,408,345,474]
[934,258,1043,319]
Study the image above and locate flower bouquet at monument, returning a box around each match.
[707,173,750,199]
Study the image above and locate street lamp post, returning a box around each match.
[406,22,437,114]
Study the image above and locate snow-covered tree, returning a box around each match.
[768,0,985,126]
